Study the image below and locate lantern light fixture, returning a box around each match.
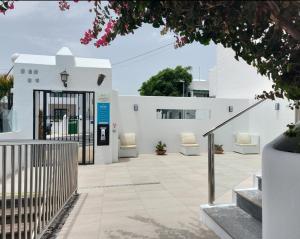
[60,70,69,87]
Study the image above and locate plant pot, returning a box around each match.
[156,150,166,155]
[215,150,224,154]
[273,122,300,153]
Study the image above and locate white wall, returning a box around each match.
[248,99,294,148]
[118,96,250,154]
[210,45,273,99]
[263,140,300,239]
[117,96,295,154]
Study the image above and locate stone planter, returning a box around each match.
[262,122,300,239]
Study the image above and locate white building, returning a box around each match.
[188,79,210,97]
[208,45,273,99]
[5,47,118,165]
[0,45,295,165]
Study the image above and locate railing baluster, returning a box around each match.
[24,145,28,239]
[2,146,7,239]
[34,144,38,238]
[38,145,42,233]
[49,144,54,220]
[42,144,47,229]
[45,144,50,224]
[11,145,15,239]
[53,144,58,214]
[29,145,34,239]
[0,141,78,239]
[17,145,22,239]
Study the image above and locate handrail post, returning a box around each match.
[208,133,215,204]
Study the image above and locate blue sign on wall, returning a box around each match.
[97,102,110,124]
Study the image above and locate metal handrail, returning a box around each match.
[203,99,266,137]
[0,141,78,239]
[203,98,266,204]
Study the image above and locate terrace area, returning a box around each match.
[57,152,261,239]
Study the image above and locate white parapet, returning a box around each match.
[262,141,300,239]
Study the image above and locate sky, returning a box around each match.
[0,1,216,95]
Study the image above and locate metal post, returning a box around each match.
[208,133,215,204]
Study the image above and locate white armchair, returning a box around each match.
[233,133,260,154]
[119,133,138,158]
[179,133,200,156]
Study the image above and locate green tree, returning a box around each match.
[139,66,192,96]
[0,74,13,100]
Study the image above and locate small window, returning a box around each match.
[34,69,38,74]
[20,69,25,74]
[193,90,209,98]
[156,109,210,120]
[28,69,32,74]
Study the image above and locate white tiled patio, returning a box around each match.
[58,152,261,239]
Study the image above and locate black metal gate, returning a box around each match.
[33,90,95,164]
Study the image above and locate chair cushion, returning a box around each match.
[181,144,199,147]
[181,133,197,144]
[235,143,257,146]
[236,133,251,144]
[120,133,136,146]
[120,145,137,149]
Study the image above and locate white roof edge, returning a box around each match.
[75,57,111,69]
[13,53,111,68]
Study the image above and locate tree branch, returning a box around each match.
[266,1,300,41]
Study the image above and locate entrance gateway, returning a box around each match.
[12,47,116,164]
[33,90,95,165]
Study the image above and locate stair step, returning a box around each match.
[235,189,262,222]
[256,175,262,191]
[202,205,262,239]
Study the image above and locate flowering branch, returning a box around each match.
[0,0,14,14]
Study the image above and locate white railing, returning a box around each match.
[203,99,266,204]
[0,140,78,239]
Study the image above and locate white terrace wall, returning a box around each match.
[117,96,251,154]
[117,96,294,154]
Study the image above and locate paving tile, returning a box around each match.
[102,199,145,213]
[57,152,261,239]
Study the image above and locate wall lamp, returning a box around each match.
[275,103,280,111]
[60,70,69,87]
[228,106,234,112]
[133,104,139,111]
[97,74,106,86]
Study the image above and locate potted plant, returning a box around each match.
[156,141,167,155]
[214,144,224,154]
